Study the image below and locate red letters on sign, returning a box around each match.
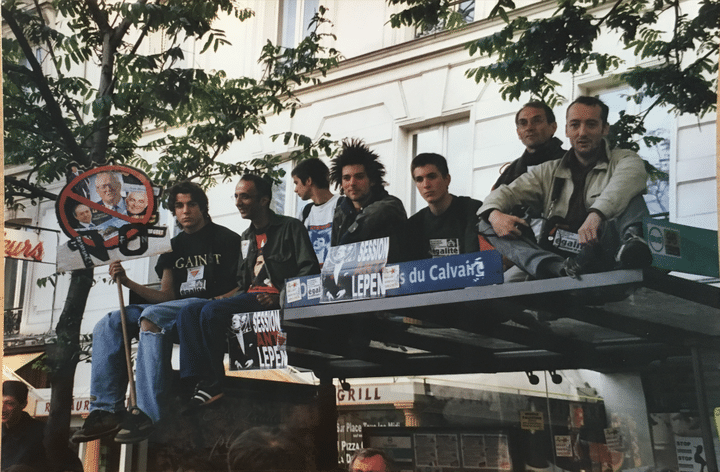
[5,238,44,262]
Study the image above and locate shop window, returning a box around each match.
[595,88,672,217]
[409,120,472,214]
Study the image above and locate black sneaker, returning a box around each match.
[184,382,224,413]
[71,410,123,443]
[114,407,154,443]
[616,234,653,269]
[560,257,582,280]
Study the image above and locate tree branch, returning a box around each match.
[5,177,58,201]
[2,6,90,166]
[83,0,111,33]
[31,0,86,127]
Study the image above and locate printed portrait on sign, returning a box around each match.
[228,313,258,370]
[56,164,169,271]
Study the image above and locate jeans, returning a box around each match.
[89,298,205,423]
[479,194,650,279]
[177,293,264,388]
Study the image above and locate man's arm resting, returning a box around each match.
[577,210,604,245]
[211,286,240,300]
[487,209,529,239]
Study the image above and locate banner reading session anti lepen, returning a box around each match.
[320,238,389,303]
[55,164,170,271]
[228,310,287,370]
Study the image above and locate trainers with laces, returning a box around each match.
[616,234,653,269]
[184,382,224,413]
[114,406,154,444]
[71,410,123,443]
[560,257,582,279]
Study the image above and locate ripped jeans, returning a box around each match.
[89,298,205,423]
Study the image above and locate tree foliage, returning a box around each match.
[388,0,718,151]
[3,0,341,206]
[3,1,340,466]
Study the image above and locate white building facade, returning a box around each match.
[4,1,718,471]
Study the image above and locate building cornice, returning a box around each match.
[296,0,557,96]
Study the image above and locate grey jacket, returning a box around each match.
[480,138,647,222]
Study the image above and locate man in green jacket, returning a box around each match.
[478,96,652,279]
[176,174,319,408]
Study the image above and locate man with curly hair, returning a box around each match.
[329,139,407,262]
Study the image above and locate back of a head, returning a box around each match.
[349,448,394,472]
[329,138,387,190]
[227,426,312,472]
[292,158,330,189]
[3,380,29,405]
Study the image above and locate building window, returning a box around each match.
[146,29,197,69]
[4,258,28,335]
[409,119,472,214]
[272,166,289,216]
[279,0,320,47]
[596,88,671,217]
[416,0,475,38]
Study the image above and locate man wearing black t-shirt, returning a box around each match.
[73,182,241,444]
[404,153,483,261]
[176,174,319,409]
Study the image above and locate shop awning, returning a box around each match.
[2,352,44,380]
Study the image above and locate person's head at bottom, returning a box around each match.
[349,448,394,472]
[227,426,313,472]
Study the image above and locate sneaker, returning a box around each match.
[184,381,224,413]
[114,407,154,443]
[616,234,653,269]
[71,410,123,443]
[560,257,583,280]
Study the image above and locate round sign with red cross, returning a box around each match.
[56,165,160,251]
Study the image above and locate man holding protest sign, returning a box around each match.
[73,181,241,444]
[176,174,319,409]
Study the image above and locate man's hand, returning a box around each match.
[488,210,529,239]
[578,212,603,245]
[108,261,130,286]
[255,292,280,309]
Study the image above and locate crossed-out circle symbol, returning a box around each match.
[57,165,156,250]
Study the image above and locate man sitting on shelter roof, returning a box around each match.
[477,95,653,279]
[404,152,484,261]
[73,182,242,444]
[329,138,407,263]
[176,174,319,409]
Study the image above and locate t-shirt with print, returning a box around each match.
[405,196,483,260]
[299,194,340,267]
[155,222,242,299]
[247,232,279,294]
